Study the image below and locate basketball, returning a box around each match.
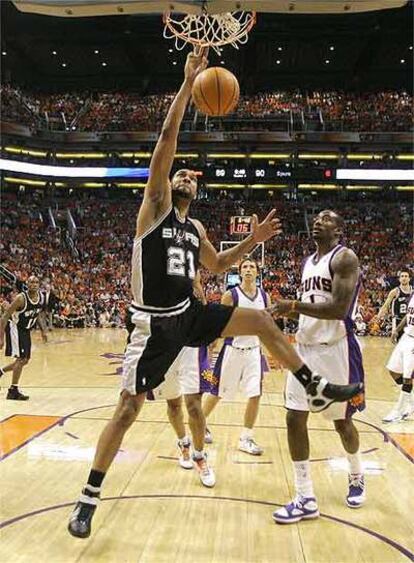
[192,67,240,116]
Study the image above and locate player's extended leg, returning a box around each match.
[0,360,17,387]
[239,396,263,455]
[273,410,319,524]
[167,396,186,439]
[202,393,221,443]
[11,358,27,385]
[166,397,193,470]
[1,359,18,373]
[68,391,145,538]
[383,369,413,422]
[222,308,362,411]
[203,393,220,418]
[6,358,29,400]
[384,334,414,421]
[184,393,215,487]
[334,419,365,508]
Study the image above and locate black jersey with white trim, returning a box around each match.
[391,286,412,319]
[11,290,46,330]
[131,206,201,311]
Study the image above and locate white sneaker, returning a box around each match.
[273,495,319,524]
[238,437,263,456]
[193,453,216,487]
[177,440,193,470]
[383,391,412,423]
[346,474,366,508]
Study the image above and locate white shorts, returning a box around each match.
[386,333,414,379]
[148,346,213,401]
[212,345,263,400]
[285,335,365,420]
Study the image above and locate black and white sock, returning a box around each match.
[79,485,101,506]
[80,469,106,504]
[293,365,313,387]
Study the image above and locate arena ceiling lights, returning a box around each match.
[336,169,414,181]
[0,158,149,179]
[12,0,408,16]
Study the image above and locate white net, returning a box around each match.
[163,11,256,55]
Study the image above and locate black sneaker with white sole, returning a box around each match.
[68,486,100,538]
[68,501,97,538]
[306,374,363,413]
[6,387,29,401]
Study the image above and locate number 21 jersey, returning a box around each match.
[131,206,201,312]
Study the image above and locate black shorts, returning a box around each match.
[5,323,31,359]
[122,299,234,394]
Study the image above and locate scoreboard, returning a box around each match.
[230,216,252,235]
[207,164,334,182]
[212,166,292,181]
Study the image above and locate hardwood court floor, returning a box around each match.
[0,329,413,563]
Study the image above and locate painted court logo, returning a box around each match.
[100,352,124,375]
[349,392,365,409]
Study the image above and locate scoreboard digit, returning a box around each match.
[230,216,252,235]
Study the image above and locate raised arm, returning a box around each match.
[376,287,398,320]
[136,48,208,238]
[195,211,281,274]
[272,249,359,321]
[0,294,25,348]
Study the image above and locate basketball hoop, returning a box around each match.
[163,11,256,55]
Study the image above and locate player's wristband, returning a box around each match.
[290,300,297,313]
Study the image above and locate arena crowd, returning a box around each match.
[1,191,411,337]
[1,84,412,132]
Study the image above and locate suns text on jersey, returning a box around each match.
[301,276,333,293]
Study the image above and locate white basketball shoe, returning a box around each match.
[383,391,413,423]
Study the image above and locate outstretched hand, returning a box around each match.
[184,46,209,84]
[270,299,294,318]
[251,209,282,243]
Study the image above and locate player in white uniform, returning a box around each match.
[382,292,414,422]
[271,210,366,524]
[149,272,216,486]
[203,258,270,455]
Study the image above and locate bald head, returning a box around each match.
[312,209,344,244]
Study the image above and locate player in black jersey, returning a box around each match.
[0,275,47,400]
[376,270,412,340]
[68,48,362,539]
